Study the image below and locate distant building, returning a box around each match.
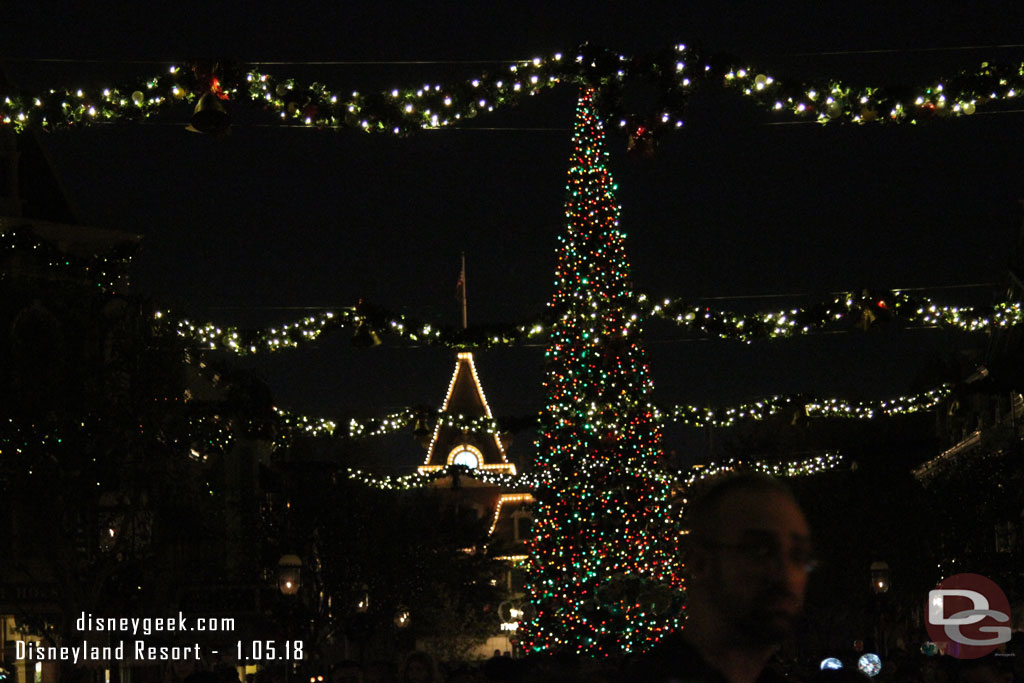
[0,126,272,683]
[911,221,1024,632]
[416,351,533,548]
[0,126,141,683]
[416,351,534,656]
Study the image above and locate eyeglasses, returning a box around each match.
[698,537,819,573]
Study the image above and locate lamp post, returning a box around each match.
[497,601,523,657]
[869,561,890,658]
[355,585,370,614]
[345,585,371,663]
[279,555,303,683]
[279,554,303,596]
[393,606,411,629]
[870,561,890,594]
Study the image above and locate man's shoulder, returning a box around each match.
[756,667,788,683]
[623,634,726,683]
[623,634,787,683]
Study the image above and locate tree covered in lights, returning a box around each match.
[520,88,684,657]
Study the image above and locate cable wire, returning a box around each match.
[7,42,1024,66]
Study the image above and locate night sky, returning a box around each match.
[4,1,1024,469]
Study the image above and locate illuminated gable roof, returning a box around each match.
[418,352,515,476]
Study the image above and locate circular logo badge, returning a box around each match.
[925,573,1011,659]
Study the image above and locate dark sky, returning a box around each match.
[4,1,1024,468]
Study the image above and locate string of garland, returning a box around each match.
[345,463,533,490]
[643,290,1021,341]
[0,412,842,504]
[722,60,1024,124]
[187,384,952,457]
[157,288,1021,355]
[0,380,953,472]
[273,406,539,442]
[154,301,548,353]
[659,383,952,428]
[157,308,358,353]
[0,412,843,491]
[0,50,581,135]
[4,229,1010,350]
[343,452,845,492]
[678,452,846,488]
[0,229,136,293]
[4,230,1012,350]
[3,44,1022,136]
[2,231,1013,351]
[273,406,415,441]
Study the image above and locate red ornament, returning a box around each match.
[209,77,229,101]
[626,122,656,159]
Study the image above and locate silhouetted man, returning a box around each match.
[958,655,1015,683]
[631,472,815,683]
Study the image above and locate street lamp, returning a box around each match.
[279,554,303,596]
[869,561,890,658]
[393,606,411,629]
[355,585,370,614]
[277,554,304,683]
[870,561,890,594]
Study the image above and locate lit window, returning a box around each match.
[448,444,482,469]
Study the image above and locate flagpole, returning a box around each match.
[460,251,468,330]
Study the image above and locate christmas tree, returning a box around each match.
[520,88,685,657]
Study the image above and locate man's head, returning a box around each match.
[684,471,814,646]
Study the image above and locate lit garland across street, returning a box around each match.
[4,231,1016,350]
[156,308,357,353]
[643,290,1024,341]
[342,453,845,492]
[159,291,1023,356]
[189,384,953,458]
[345,464,535,490]
[3,45,1022,134]
[273,406,433,441]
[0,55,570,134]
[678,452,845,488]
[660,384,952,428]
[273,408,339,439]
[803,385,951,419]
[722,60,1024,124]
[0,415,844,488]
[157,303,547,353]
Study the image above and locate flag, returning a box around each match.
[456,258,465,302]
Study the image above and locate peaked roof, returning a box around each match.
[418,352,515,476]
[488,492,535,560]
[1,64,80,224]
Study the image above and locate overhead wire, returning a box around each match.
[6,42,1024,64]
[791,43,1024,57]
